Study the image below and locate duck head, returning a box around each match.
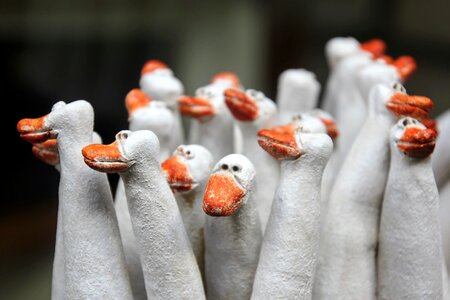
[392,117,436,158]
[224,88,276,126]
[82,130,159,173]
[178,84,227,122]
[17,100,94,144]
[383,84,432,120]
[161,144,214,194]
[139,59,184,106]
[203,154,255,217]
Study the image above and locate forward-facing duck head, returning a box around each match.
[139,59,184,106]
[392,117,437,158]
[17,100,94,144]
[224,88,276,126]
[203,154,255,217]
[162,144,214,194]
[82,130,159,173]
[125,88,175,138]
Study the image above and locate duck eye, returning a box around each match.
[402,119,408,126]
[232,165,241,172]
[221,164,229,170]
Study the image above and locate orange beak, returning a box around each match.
[224,88,259,121]
[203,172,245,216]
[161,156,196,193]
[421,119,438,137]
[397,127,436,158]
[17,115,56,143]
[141,59,168,76]
[32,139,60,166]
[211,72,241,88]
[125,89,152,116]
[360,38,386,59]
[257,124,303,160]
[82,141,131,173]
[386,92,433,120]
[319,118,339,140]
[178,96,215,120]
[391,56,417,81]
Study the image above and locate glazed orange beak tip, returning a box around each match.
[224,89,259,121]
[178,96,215,119]
[203,172,245,217]
[257,126,302,160]
[161,156,195,193]
[386,93,433,119]
[17,115,53,143]
[82,142,129,173]
[397,127,436,158]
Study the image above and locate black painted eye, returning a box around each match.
[221,164,229,170]
[232,165,241,172]
[402,119,408,126]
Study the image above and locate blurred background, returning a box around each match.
[3,0,450,298]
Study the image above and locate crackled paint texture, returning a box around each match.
[83,130,204,299]
[203,154,262,300]
[378,118,443,299]
[253,129,332,300]
[224,88,279,231]
[315,83,432,300]
[18,100,132,299]
[162,144,214,281]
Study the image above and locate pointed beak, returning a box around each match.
[360,38,386,59]
[17,115,56,143]
[82,141,131,173]
[178,96,215,120]
[224,88,259,121]
[397,127,436,158]
[32,139,60,166]
[125,89,152,117]
[392,56,417,81]
[319,118,339,140]
[386,92,433,119]
[257,123,303,160]
[203,172,246,216]
[161,156,197,193]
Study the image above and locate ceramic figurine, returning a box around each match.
[432,109,450,189]
[276,69,321,124]
[252,127,332,299]
[315,84,433,300]
[378,117,443,299]
[224,88,279,231]
[202,154,262,300]
[139,59,185,149]
[17,101,133,299]
[161,144,214,280]
[82,130,205,299]
[178,72,241,160]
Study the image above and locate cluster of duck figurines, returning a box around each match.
[17,37,450,300]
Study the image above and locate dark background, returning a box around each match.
[3,0,450,298]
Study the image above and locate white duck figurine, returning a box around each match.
[224,88,278,230]
[178,73,240,160]
[252,126,333,299]
[378,117,443,299]
[139,59,185,149]
[315,83,433,300]
[432,109,450,189]
[202,154,262,300]
[276,68,321,124]
[17,101,133,299]
[82,130,205,299]
[114,88,176,300]
[161,144,214,279]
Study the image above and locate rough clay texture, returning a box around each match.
[378,126,443,299]
[252,133,332,300]
[120,130,204,299]
[52,100,132,299]
[276,69,321,124]
[432,110,450,189]
[205,154,262,300]
[441,180,450,282]
[315,85,396,300]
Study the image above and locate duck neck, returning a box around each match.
[198,114,234,159]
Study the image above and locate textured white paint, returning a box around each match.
[378,118,443,299]
[49,100,132,299]
[315,84,398,300]
[187,84,235,160]
[171,145,214,279]
[276,69,321,124]
[440,180,450,285]
[205,154,262,300]
[252,132,332,300]
[433,109,450,189]
[140,68,185,149]
[117,130,204,299]
[233,89,279,231]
